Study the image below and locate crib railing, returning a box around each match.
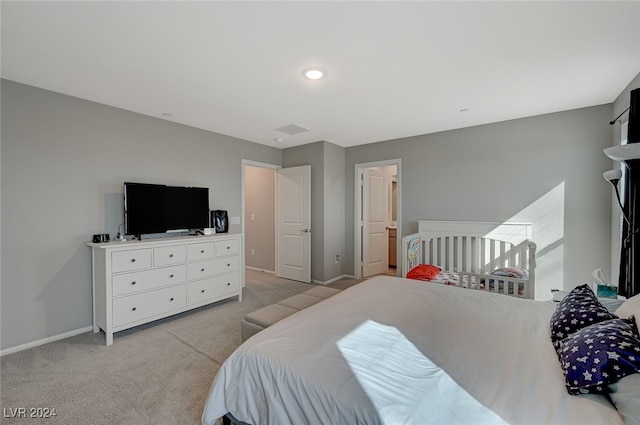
[402,233,536,299]
[425,235,534,273]
[457,272,532,299]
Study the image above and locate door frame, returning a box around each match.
[241,159,280,280]
[362,167,389,277]
[354,159,402,279]
[275,165,311,283]
[242,159,312,283]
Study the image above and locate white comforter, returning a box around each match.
[202,276,624,425]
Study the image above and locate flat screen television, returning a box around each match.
[124,182,209,236]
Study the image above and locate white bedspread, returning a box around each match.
[202,276,624,425]
[337,320,508,425]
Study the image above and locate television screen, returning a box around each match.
[165,186,210,231]
[124,182,209,236]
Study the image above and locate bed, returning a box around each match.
[202,273,640,425]
[401,220,537,299]
[202,221,640,425]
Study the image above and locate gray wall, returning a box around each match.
[244,165,276,271]
[2,75,633,350]
[323,142,346,281]
[282,141,347,283]
[345,105,614,298]
[1,80,282,350]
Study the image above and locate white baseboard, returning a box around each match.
[313,274,355,285]
[0,326,93,357]
[245,266,275,274]
[246,267,355,285]
[0,272,357,355]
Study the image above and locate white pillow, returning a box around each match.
[615,293,640,317]
[615,293,640,327]
[609,373,640,425]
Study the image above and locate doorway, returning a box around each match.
[242,161,312,283]
[355,159,401,279]
[243,162,278,273]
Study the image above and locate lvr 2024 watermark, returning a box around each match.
[3,407,57,419]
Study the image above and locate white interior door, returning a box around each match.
[276,165,311,283]
[363,168,388,277]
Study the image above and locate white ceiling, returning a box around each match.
[2,1,639,149]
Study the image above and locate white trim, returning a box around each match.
[247,266,353,285]
[276,165,312,283]
[354,159,402,279]
[0,326,93,356]
[245,266,275,274]
[242,159,280,286]
[312,274,356,285]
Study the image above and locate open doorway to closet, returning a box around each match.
[243,162,277,273]
[243,160,312,283]
[355,159,401,279]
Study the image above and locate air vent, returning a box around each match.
[276,123,310,135]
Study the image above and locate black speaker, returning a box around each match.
[628,88,639,144]
[92,233,110,243]
[211,210,229,233]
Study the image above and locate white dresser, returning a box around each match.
[88,234,243,345]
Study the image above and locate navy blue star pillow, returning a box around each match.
[549,284,616,345]
[556,316,640,395]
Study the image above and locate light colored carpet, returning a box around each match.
[0,270,362,425]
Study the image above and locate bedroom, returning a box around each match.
[1,1,640,424]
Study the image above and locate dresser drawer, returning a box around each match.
[112,249,152,273]
[112,284,186,328]
[188,273,239,305]
[112,265,187,297]
[154,245,186,267]
[215,239,239,257]
[187,256,239,280]
[188,242,215,261]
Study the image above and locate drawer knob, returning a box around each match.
[227,263,230,267]
[169,254,174,258]
[130,258,136,263]
[201,250,205,254]
[132,307,137,311]
[170,274,174,278]
[131,281,136,286]
[201,289,205,293]
[201,268,205,272]
[226,246,230,250]
[170,297,174,301]
[227,282,231,286]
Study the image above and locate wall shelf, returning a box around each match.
[604,143,640,162]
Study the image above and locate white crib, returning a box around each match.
[402,220,537,299]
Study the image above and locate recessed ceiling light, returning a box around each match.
[303,67,327,80]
